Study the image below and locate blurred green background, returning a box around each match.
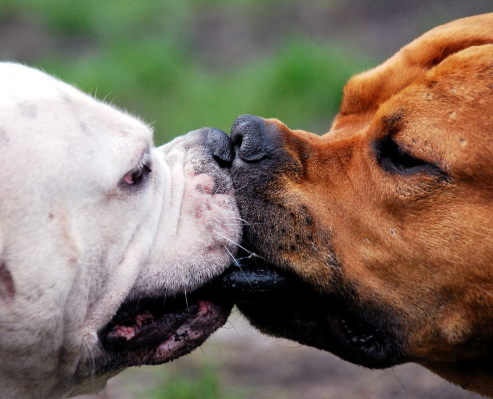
[2,1,491,145]
[1,1,491,398]
[1,0,376,144]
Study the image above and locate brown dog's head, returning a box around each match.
[229,14,493,396]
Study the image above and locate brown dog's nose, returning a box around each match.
[204,127,234,167]
[231,114,271,162]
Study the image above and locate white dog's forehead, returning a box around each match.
[0,63,153,192]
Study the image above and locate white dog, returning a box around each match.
[0,63,241,398]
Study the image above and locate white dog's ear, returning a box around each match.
[0,224,14,302]
[0,263,14,302]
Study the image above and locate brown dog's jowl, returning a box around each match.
[229,14,493,396]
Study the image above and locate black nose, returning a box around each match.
[231,114,270,162]
[204,127,233,167]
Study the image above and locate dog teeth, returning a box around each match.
[363,335,374,342]
[342,320,353,334]
[341,318,376,347]
[109,325,136,341]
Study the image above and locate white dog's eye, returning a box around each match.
[121,154,152,187]
[123,164,151,185]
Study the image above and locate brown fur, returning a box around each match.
[231,14,493,396]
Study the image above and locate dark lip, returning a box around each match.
[215,249,403,369]
[236,299,402,369]
[100,295,200,352]
[98,288,233,364]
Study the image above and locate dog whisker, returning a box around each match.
[184,288,190,314]
[235,251,265,262]
[222,216,251,225]
[237,264,254,288]
[233,183,250,193]
[211,333,224,360]
[223,216,267,226]
[199,346,209,359]
[212,229,253,254]
[214,169,238,195]
[224,245,255,288]
[224,319,241,337]
[391,368,406,390]
[222,222,266,227]
[224,245,238,265]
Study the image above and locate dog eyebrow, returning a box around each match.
[133,146,152,169]
[380,112,404,136]
[131,145,150,164]
[138,148,152,167]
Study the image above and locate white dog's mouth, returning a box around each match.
[98,292,232,368]
[94,127,241,370]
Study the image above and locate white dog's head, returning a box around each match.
[0,63,241,398]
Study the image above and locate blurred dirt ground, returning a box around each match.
[82,310,482,399]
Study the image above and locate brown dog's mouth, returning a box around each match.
[217,251,403,369]
[98,291,232,371]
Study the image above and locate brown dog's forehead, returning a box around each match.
[336,14,493,120]
[364,46,493,184]
[400,47,493,175]
[331,16,493,185]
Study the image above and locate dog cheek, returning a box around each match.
[0,225,13,302]
[438,311,473,348]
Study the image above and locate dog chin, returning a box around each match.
[238,297,403,369]
[219,254,404,370]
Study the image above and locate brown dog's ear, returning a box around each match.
[404,13,493,69]
[338,13,493,117]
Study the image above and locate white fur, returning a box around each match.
[0,63,240,398]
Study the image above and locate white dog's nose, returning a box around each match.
[204,127,233,168]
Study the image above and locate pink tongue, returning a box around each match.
[110,310,155,341]
[198,300,211,314]
[112,325,137,340]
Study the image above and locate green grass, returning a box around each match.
[146,365,247,399]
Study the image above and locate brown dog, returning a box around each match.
[228,13,493,397]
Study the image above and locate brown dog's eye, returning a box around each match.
[374,136,436,175]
